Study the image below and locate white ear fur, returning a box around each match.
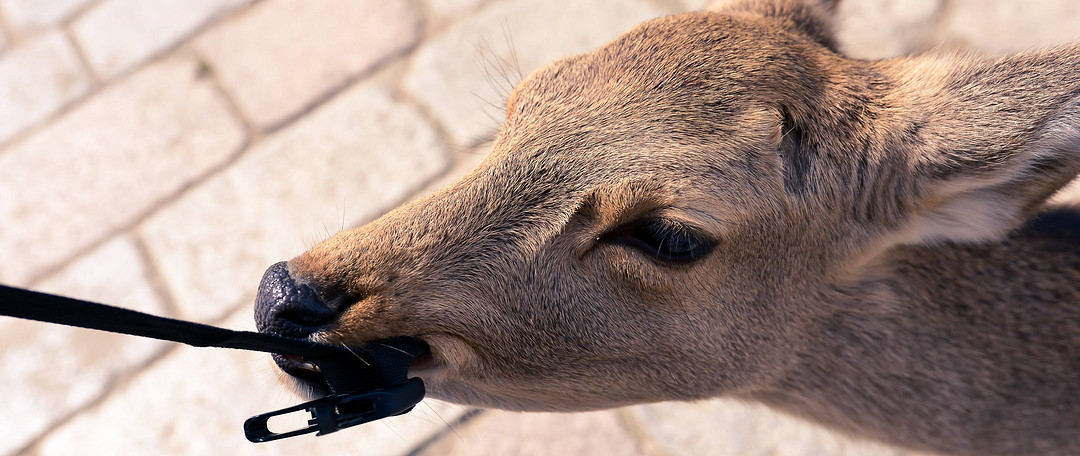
[900,101,1080,246]
[906,190,1022,244]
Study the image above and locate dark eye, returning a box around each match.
[604,218,714,263]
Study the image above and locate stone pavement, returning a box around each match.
[1,1,1078,455]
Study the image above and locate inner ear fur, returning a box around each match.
[873,48,1080,245]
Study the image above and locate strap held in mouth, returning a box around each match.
[0,284,427,442]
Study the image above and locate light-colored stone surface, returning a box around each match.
[194,0,420,130]
[138,83,448,322]
[936,0,1080,54]
[0,236,167,456]
[835,0,944,59]
[71,0,250,78]
[0,54,244,286]
[626,400,915,456]
[403,0,667,147]
[415,409,649,456]
[33,307,470,456]
[0,0,92,33]
[0,30,90,144]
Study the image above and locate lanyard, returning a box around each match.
[0,284,427,442]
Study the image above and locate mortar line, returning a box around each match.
[257,35,425,136]
[923,0,958,51]
[389,30,502,155]
[61,24,103,85]
[0,79,99,157]
[13,285,265,456]
[14,341,181,456]
[413,0,438,36]
[0,0,260,157]
[61,0,106,27]
[391,64,466,151]
[23,128,254,289]
[192,47,260,142]
[55,0,261,91]
[0,28,176,156]
[417,0,496,37]
[0,16,110,156]
[615,408,678,456]
[129,234,184,319]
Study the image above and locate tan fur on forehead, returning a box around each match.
[578,178,748,239]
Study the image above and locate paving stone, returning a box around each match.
[410,146,490,200]
[0,30,91,144]
[0,54,244,286]
[71,0,250,79]
[194,0,421,130]
[0,236,167,456]
[835,0,944,59]
[33,307,470,456]
[138,83,448,322]
[415,409,649,456]
[0,0,92,32]
[936,0,1080,54]
[403,0,667,147]
[626,400,915,456]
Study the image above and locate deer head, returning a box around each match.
[255,0,1080,422]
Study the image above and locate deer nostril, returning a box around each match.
[254,261,344,339]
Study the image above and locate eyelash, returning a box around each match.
[599,218,715,263]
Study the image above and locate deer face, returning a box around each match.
[253,6,1080,412]
[254,13,819,410]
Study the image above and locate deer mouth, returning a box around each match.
[271,345,441,398]
[273,353,331,396]
[408,352,437,375]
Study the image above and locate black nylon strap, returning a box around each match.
[0,283,429,442]
[0,284,347,359]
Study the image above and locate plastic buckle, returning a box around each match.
[243,377,425,442]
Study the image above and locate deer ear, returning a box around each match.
[887,49,1080,245]
[709,0,840,51]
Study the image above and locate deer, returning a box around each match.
[251,0,1080,454]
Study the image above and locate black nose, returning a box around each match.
[254,262,341,339]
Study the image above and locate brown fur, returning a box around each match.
[276,1,1080,454]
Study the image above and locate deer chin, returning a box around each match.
[267,333,445,401]
[423,374,647,412]
[270,355,327,401]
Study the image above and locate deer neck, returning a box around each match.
[750,209,1080,455]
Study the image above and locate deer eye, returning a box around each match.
[603,218,714,263]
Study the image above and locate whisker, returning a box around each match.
[501,22,524,81]
[378,342,417,357]
[423,401,465,442]
[340,342,371,367]
[380,419,405,441]
[340,196,347,232]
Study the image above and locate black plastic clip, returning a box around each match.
[243,377,425,442]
